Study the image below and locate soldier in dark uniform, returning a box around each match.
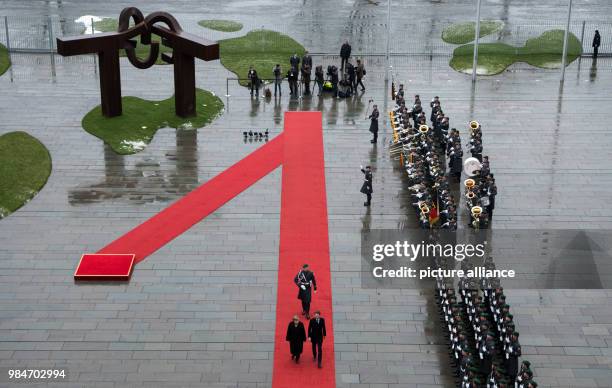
[448,140,463,182]
[294,264,317,319]
[360,165,373,206]
[369,104,379,143]
[308,310,326,368]
[286,315,306,363]
[340,40,351,71]
[593,30,601,59]
[487,175,497,219]
[505,331,521,384]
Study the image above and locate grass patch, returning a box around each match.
[198,19,243,32]
[0,132,52,219]
[450,29,583,75]
[442,21,504,44]
[86,18,172,65]
[219,29,306,86]
[82,89,224,155]
[0,43,10,76]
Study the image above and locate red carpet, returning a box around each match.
[272,112,335,388]
[88,112,335,387]
[98,135,284,262]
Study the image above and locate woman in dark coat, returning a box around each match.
[286,315,306,363]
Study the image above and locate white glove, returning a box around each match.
[360,165,363,170]
[300,285,306,290]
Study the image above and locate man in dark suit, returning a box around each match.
[290,53,300,70]
[308,311,326,368]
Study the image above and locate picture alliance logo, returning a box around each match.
[371,241,487,262]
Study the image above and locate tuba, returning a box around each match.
[419,124,429,135]
[469,120,480,130]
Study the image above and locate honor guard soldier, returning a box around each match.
[294,264,317,319]
[505,332,522,385]
[360,165,373,206]
[369,104,379,143]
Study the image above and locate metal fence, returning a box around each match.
[1,14,610,58]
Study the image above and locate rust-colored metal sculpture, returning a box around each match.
[57,7,219,118]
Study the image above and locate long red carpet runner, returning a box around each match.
[273,112,335,387]
[78,112,335,387]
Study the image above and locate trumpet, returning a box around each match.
[418,124,429,134]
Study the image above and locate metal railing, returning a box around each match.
[1,15,610,57]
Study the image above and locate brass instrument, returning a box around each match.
[419,203,430,214]
[471,206,483,229]
[471,206,482,217]
[418,124,429,134]
[464,179,475,190]
[469,120,480,130]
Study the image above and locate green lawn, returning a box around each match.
[88,18,172,65]
[219,29,306,86]
[442,21,504,44]
[450,29,583,75]
[0,132,52,219]
[82,89,224,155]
[198,19,243,32]
[0,43,10,76]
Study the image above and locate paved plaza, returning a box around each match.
[1,1,612,387]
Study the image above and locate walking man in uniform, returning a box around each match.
[369,104,379,143]
[360,165,373,207]
[308,310,326,369]
[294,264,317,319]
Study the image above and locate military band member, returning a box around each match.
[294,264,317,319]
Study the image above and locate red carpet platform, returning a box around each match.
[77,112,335,387]
[73,253,135,280]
